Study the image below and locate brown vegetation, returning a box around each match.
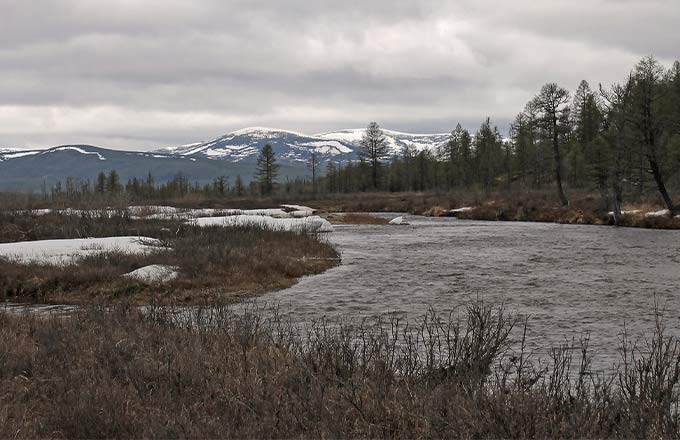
[325,213,390,225]
[0,211,339,305]
[1,302,679,438]
[304,190,680,229]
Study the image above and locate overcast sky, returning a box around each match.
[1,0,679,150]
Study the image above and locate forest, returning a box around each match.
[325,56,680,221]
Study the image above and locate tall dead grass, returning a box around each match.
[1,301,679,438]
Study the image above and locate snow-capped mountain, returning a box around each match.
[0,128,454,191]
[156,127,357,164]
[155,127,451,164]
[0,144,287,191]
[317,128,450,156]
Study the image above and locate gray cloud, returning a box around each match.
[0,0,678,149]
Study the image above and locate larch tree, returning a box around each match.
[307,152,320,196]
[630,56,677,215]
[531,83,571,206]
[570,80,603,187]
[213,175,227,195]
[234,175,245,196]
[441,123,466,188]
[95,171,106,194]
[359,122,389,189]
[106,170,121,194]
[256,144,279,195]
[473,117,503,190]
[510,111,536,187]
[599,76,634,224]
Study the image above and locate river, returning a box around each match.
[260,216,680,371]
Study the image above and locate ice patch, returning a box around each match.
[645,209,671,218]
[123,264,178,284]
[389,216,410,225]
[0,236,163,265]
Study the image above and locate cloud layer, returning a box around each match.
[1,0,678,149]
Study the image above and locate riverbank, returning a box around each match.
[307,191,680,229]
[1,302,678,438]
[0,210,339,305]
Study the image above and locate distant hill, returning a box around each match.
[0,145,305,192]
[154,127,451,163]
[0,127,452,192]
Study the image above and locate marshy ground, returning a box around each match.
[0,209,338,305]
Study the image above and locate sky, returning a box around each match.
[1,0,679,151]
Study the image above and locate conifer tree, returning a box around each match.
[256,144,279,195]
[359,122,389,189]
[531,83,571,206]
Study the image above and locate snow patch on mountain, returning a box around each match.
[47,146,107,161]
[154,127,359,164]
[317,128,451,156]
[0,149,40,161]
[154,126,452,164]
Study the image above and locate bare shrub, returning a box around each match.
[2,301,679,437]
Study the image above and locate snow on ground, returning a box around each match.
[17,205,313,220]
[0,236,163,265]
[606,209,677,218]
[21,208,125,217]
[645,209,671,217]
[123,264,178,284]
[388,216,410,225]
[281,204,316,217]
[450,207,473,213]
[128,205,316,220]
[607,210,641,217]
[192,215,333,233]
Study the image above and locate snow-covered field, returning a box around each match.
[0,236,163,265]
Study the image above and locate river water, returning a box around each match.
[261,216,680,371]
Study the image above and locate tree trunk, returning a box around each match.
[610,185,622,225]
[372,157,379,189]
[647,153,677,215]
[552,118,569,206]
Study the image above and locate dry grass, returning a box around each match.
[311,192,467,214]
[454,195,680,229]
[1,301,679,438]
[0,211,339,305]
[304,190,680,229]
[325,213,390,225]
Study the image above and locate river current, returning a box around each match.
[260,216,680,371]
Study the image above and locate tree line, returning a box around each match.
[41,143,298,203]
[326,56,680,218]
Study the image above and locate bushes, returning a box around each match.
[1,302,679,438]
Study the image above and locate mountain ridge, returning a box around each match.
[153,126,451,164]
[0,128,454,191]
